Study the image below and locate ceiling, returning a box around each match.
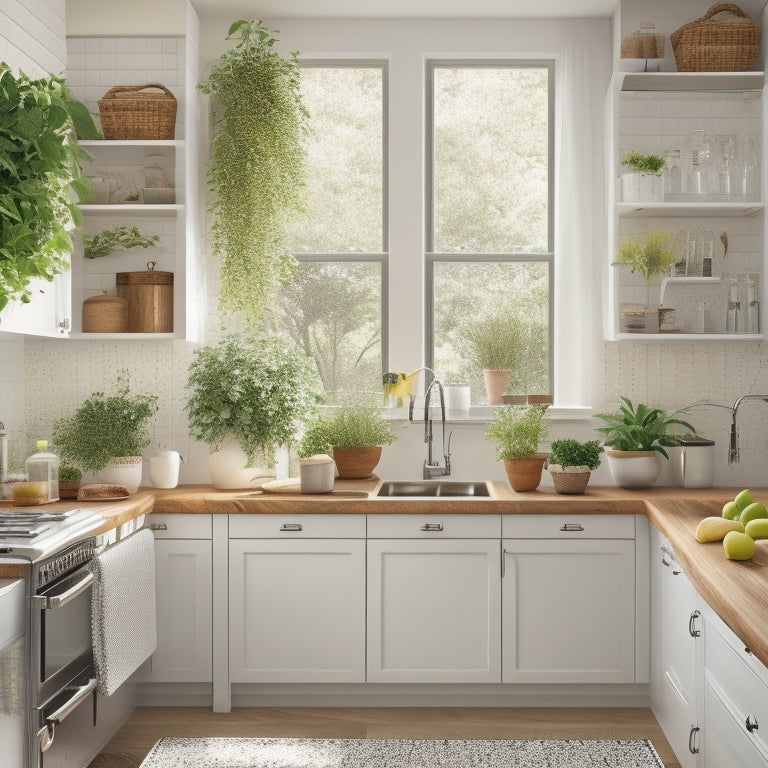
[189,0,619,19]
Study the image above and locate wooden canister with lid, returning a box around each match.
[116,262,174,333]
[82,291,128,332]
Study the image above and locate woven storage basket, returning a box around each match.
[670,3,761,72]
[98,84,177,140]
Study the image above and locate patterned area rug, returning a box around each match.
[139,737,665,767]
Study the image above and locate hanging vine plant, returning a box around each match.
[0,63,100,314]
[199,20,307,328]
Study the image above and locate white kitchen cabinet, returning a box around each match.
[0,272,71,337]
[649,528,701,767]
[228,514,366,683]
[366,514,501,683]
[140,513,212,683]
[501,515,636,683]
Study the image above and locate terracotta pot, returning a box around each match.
[549,467,591,494]
[332,446,382,479]
[483,369,512,405]
[502,453,548,492]
[605,449,661,489]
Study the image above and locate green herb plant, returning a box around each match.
[83,225,160,259]
[58,465,82,482]
[614,230,675,280]
[298,404,397,458]
[461,313,526,371]
[548,438,603,470]
[199,20,307,328]
[620,151,667,175]
[485,405,549,460]
[0,63,101,313]
[185,333,320,467]
[52,377,158,473]
[594,396,696,458]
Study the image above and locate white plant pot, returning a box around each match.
[605,449,661,489]
[620,172,664,203]
[95,456,143,493]
[207,439,275,489]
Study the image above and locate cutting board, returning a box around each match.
[259,478,369,497]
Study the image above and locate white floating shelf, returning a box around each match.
[79,204,183,215]
[79,139,183,147]
[659,275,722,305]
[616,333,763,341]
[619,71,764,92]
[617,202,763,218]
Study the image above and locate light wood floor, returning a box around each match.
[87,706,681,768]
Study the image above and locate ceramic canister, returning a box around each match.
[148,450,182,489]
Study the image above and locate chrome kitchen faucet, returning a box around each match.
[408,376,452,480]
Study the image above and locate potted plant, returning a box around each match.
[199,19,307,328]
[298,403,397,479]
[619,150,666,202]
[57,465,82,499]
[547,439,603,494]
[52,377,158,493]
[485,405,549,492]
[186,334,320,488]
[0,64,101,315]
[461,313,526,405]
[594,396,696,488]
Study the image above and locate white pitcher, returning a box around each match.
[149,450,182,489]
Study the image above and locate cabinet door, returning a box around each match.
[0,273,70,337]
[650,534,700,768]
[229,538,366,683]
[367,539,501,683]
[502,538,635,683]
[145,538,212,682]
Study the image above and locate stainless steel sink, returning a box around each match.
[376,480,490,498]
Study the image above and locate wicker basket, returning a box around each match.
[670,3,761,72]
[98,84,177,140]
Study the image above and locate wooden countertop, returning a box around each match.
[5,480,767,672]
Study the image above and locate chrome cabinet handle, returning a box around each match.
[689,610,702,638]
[420,523,444,532]
[280,523,303,532]
[746,715,759,733]
[559,523,584,532]
[149,522,168,531]
[688,726,700,754]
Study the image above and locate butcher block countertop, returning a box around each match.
[6,480,768,672]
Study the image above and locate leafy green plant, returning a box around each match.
[199,20,307,328]
[0,63,101,313]
[298,404,397,457]
[185,333,320,466]
[594,396,696,458]
[52,377,158,472]
[58,465,82,482]
[549,438,603,470]
[614,230,675,280]
[485,405,549,460]
[620,151,666,175]
[461,312,526,370]
[83,225,160,259]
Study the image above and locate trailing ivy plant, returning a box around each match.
[199,20,307,328]
[83,225,160,259]
[0,63,101,313]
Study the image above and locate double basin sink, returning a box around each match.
[376,480,490,498]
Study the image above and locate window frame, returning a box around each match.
[424,58,555,395]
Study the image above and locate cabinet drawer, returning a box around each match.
[147,513,212,539]
[367,514,500,539]
[229,514,366,539]
[502,514,635,539]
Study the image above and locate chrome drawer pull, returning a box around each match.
[420,523,444,532]
[746,715,759,733]
[689,610,701,638]
[559,523,584,532]
[688,726,700,754]
[280,523,303,532]
[149,523,168,531]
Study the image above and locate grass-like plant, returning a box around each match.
[485,405,549,460]
[0,63,101,313]
[186,333,320,467]
[549,438,603,470]
[199,20,307,328]
[298,404,397,457]
[594,396,696,458]
[620,151,666,175]
[461,312,526,370]
[615,230,675,281]
[83,225,160,259]
[52,377,158,472]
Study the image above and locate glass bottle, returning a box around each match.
[726,276,741,333]
[25,440,59,502]
[741,273,759,334]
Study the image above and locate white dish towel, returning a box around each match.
[90,527,156,696]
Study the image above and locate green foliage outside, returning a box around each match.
[0,63,101,313]
[594,396,697,458]
[185,334,321,467]
[485,405,549,460]
[52,377,158,473]
[199,20,307,328]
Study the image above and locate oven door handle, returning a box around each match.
[45,570,95,610]
[38,678,98,752]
